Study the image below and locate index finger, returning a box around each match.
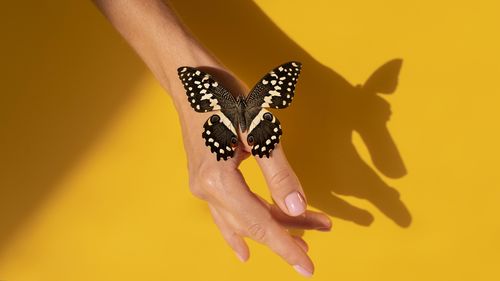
[255,143,308,217]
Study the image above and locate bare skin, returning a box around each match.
[93,0,331,277]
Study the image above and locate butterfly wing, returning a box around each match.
[177,66,237,112]
[177,67,240,161]
[245,61,302,109]
[362,59,403,94]
[242,61,301,157]
[202,113,239,161]
[245,109,282,158]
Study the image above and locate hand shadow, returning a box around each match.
[284,59,411,227]
[168,0,411,227]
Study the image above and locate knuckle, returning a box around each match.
[270,169,293,188]
[189,164,224,200]
[188,181,207,200]
[247,222,267,242]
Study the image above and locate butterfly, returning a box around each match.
[177,61,302,161]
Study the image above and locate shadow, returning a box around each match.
[168,0,411,227]
[0,1,146,250]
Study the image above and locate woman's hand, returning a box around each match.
[93,0,331,277]
[190,146,331,277]
[174,69,331,277]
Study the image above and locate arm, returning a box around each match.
[93,0,331,276]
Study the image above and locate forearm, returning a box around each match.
[93,0,228,165]
[93,0,221,105]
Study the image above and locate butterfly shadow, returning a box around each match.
[169,0,411,227]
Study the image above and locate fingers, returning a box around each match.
[199,166,318,276]
[212,199,317,275]
[255,144,307,217]
[270,204,332,231]
[209,204,249,262]
[255,194,332,231]
[293,236,309,252]
[208,171,314,276]
[251,219,314,277]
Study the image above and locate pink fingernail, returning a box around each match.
[235,252,246,262]
[285,192,306,216]
[293,265,313,277]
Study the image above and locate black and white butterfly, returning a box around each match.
[177,61,302,161]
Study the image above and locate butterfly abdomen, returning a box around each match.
[235,97,248,132]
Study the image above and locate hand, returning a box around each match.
[177,69,331,277]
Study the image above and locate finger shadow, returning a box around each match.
[169,0,411,227]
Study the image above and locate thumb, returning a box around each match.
[255,143,307,217]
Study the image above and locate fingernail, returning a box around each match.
[317,218,332,231]
[235,252,246,263]
[293,265,313,277]
[285,192,306,216]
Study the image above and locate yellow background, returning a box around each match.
[1,0,499,280]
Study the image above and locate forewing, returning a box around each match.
[246,61,302,109]
[246,109,282,158]
[177,67,236,112]
[202,112,239,161]
[363,59,403,94]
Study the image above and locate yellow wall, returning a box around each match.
[1,0,499,280]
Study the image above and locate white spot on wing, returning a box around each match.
[209,98,219,107]
[269,90,280,96]
[201,93,213,100]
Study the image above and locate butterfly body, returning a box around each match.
[220,96,259,133]
[177,61,302,161]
